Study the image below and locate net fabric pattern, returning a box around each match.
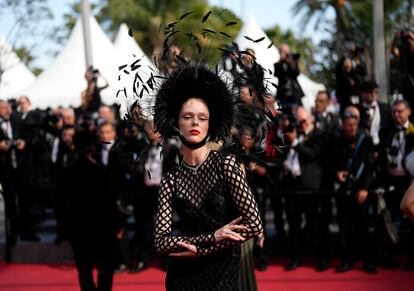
[154,150,263,290]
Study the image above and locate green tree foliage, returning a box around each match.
[292,0,412,91]
[96,0,241,63]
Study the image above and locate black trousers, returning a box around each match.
[283,175,330,261]
[0,169,19,246]
[71,237,116,291]
[336,194,377,265]
[132,186,158,264]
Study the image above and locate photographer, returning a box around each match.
[274,44,304,112]
[331,111,377,273]
[79,66,109,115]
[392,30,414,111]
[335,44,366,113]
[378,99,414,269]
[282,107,329,272]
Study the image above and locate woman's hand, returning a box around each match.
[214,216,247,243]
[169,242,197,257]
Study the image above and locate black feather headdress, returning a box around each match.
[118,10,282,149]
[154,62,236,142]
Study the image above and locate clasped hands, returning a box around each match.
[169,216,247,257]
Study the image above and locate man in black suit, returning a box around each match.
[313,91,341,136]
[96,122,130,271]
[378,99,414,270]
[332,112,377,273]
[282,107,329,271]
[17,96,44,241]
[52,125,77,243]
[0,99,28,260]
[358,80,391,147]
[60,130,119,291]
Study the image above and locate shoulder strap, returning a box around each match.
[346,133,366,172]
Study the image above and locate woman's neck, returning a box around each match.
[181,145,210,166]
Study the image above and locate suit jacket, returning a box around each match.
[0,115,25,176]
[378,122,414,177]
[59,155,119,240]
[96,141,130,200]
[358,101,392,134]
[331,131,375,191]
[294,127,328,191]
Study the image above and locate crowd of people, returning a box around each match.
[1,37,414,290]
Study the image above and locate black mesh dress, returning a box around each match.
[154,150,263,291]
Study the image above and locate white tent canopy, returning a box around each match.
[0,36,36,99]
[235,14,325,111]
[114,23,155,70]
[18,16,123,109]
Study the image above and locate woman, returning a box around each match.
[153,63,263,290]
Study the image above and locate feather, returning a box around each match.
[116,87,126,98]
[179,11,193,20]
[133,73,140,97]
[226,21,237,26]
[130,58,141,69]
[185,33,198,40]
[118,64,127,71]
[202,11,212,23]
[136,73,143,83]
[267,41,274,49]
[218,47,231,55]
[167,21,178,28]
[147,78,154,90]
[244,36,254,42]
[220,32,232,38]
[254,37,265,43]
[202,28,216,34]
[128,28,133,37]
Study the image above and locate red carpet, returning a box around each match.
[0,261,413,291]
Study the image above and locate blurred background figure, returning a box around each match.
[274,44,304,112]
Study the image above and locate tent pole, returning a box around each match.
[80,0,93,70]
[372,0,388,102]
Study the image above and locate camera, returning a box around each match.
[289,53,300,60]
[386,146,399,168]
[281,116,297,134]
[87,65,99,82]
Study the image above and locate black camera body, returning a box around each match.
[386,145,400,169]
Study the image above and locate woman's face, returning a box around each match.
[178,98,210,144]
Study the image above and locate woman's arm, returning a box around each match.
[401,181,414,222]
[153,173,216,255]
[196,154,263,256]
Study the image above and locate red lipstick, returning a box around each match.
[189,130,200,135]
